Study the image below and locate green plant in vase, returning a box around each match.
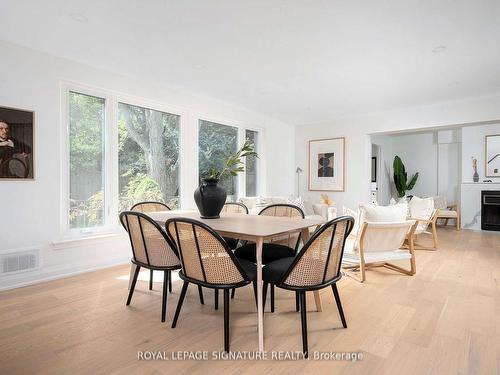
[195,139,258,218]
[393,155,419,198]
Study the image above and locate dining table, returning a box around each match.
[137,209,326,352]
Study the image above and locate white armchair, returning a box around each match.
[433,196,460,230]
[343,220,418,283]
[408,197,439,251]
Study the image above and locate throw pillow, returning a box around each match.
[301,199,315,216]
[359,203,408,223]
[286,196,306,213]
[408,196,434,220]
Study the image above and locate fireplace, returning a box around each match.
[481,190,500,231]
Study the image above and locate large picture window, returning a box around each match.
[69,91,106,229]
[65,85,262,237]
[198,120,238,198]
[118,103,180,211]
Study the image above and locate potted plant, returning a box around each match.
[393,155,418,198]
[194,139,257,218]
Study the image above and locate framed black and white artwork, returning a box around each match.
[0,106,34,179]
[485,134,500,177]
[308,137,345,191]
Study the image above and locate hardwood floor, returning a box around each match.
[0,227,499,374]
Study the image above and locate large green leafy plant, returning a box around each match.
[393,155,418,198]
[204,139,257,181]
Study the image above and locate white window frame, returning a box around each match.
[197,116,264,200]
[60,82,265,240]
[60,82,185,238]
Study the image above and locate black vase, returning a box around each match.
[194,178,227,219]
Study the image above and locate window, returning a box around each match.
[65,85,262,237]
[118,103,180,210]
[198,120,238,198]
[245,129,258,196]
[68,91,106,229]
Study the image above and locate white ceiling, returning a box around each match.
[1,0,500,125]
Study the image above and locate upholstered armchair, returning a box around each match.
[343,220,418,282]
[433,196,460,230]
[408,197,439,250]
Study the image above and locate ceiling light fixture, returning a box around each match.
[432,45,447,53]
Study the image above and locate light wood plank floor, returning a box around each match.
[0,228,499,374]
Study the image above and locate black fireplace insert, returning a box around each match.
[481,190,500,231]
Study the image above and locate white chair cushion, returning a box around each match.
[409,196,434,220]
[409,196,434,233]
[437,209,457,218]
[343,206,361,238]
[360,203,408,223]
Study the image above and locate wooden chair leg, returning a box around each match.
[168,270,172,293]
[223,289,230,352]
[270,284,275,313]
[215,288,219,310]
[410,254,416,275]
[149,269,153,290]
[456,216,460,231]
[295,291,300,312]
[300,291,308,358]
[161,271,168,322]
[197,285,204,305]
[444,218,449,226]
[126,265,141,305]
[360,260,366,283]
[331,284,347,328]
[172,281,189,328]
[231,288,235,299]
[432,222,438,250]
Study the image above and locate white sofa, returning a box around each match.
[237,196,336,221]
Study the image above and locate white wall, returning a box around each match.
[370,134,393,205]
[295,93,500,211]
[0,41,295,290]
[392,133,438,198]
[461,122,500,183]
[371,130,461,205]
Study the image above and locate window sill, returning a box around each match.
[51,231,127,251]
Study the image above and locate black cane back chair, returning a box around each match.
[131,201,172,291]
[120,211,181,323]
[131,201,171,213]
[221,202,249,214]
[165,218,257,352]
[261,216,354,358]
[233,203,305,306]
[221,202,249,249]
[235,204,305,263]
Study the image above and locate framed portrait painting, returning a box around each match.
[308,137,345,191]
[0,106,34,179]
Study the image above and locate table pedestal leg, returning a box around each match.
[256,237,264,352]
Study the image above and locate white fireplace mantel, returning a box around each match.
[461,182,500,230]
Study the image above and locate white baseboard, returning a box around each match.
[0,257,130,292]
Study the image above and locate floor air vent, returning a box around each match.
[1,250,39,274]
